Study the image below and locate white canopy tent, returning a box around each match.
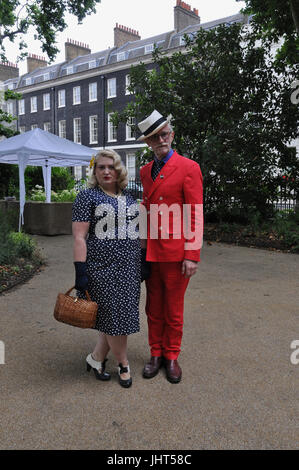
[0,128,96,229]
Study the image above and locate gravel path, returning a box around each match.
[0,236,298,450]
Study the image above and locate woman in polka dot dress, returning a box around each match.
[72,149,141,388]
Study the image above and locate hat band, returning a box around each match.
[143,117,166,137]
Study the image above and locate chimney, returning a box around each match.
[65,39,91,61]
[27,53,47,73]
[0,61,19,81]
[114,23,141,47]
[174,0,200,32]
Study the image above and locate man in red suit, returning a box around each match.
[138,110,203,383]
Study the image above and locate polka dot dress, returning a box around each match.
[72,187,141,336]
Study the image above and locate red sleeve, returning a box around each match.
[182,162,203,262]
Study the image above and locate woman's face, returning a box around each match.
[94,156,118,189]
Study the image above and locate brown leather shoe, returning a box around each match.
[164,359,182,383]
[143,356,163,378]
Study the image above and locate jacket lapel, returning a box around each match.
[147,152,180,199]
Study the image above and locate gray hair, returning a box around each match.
[88,149,128,190]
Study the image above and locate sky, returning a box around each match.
[4,0,246,76]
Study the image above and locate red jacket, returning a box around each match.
[140,151,203,262]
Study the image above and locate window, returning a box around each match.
[44,122,51,132]
[58,120,66,139]
[107,113,117,142]
[43,73,50,81]
[7,102,14,115]
[126,116,135,140]
[19,99,25,115]
[125,75,132,95]
[145,44,154,54]
[89,115,98,144]
[126,153,136,179]
[180,36,186,46]
[43,93,50,110]
[58,89,65,107]
[89,60,97,69]
[31,124,38,130]
[66,66,73,75]
[25,77,32,86]
[30,96,37,113]
[19,126,26,134]
[107,78,116,98]
[89,82,97,102]
[117,52,126,62]
[73,86,81,105]
[73,117,81,144]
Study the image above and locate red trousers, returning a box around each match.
[145,262,190,360]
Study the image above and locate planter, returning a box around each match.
[0,200,73,235]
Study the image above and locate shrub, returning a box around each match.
[0,210,37,264]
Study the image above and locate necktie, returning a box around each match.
[152,159,165,181]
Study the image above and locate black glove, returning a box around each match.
[74,261,89,291]
[141,249,151,282]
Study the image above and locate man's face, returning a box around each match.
[145,125,174,160]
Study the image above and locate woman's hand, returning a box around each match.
[74,261,89,291]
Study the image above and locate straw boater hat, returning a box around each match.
[137,110,171,141]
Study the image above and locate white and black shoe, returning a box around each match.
[118,363,132,388]
[86,353,111,381]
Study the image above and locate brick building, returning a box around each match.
[1,1,247,178]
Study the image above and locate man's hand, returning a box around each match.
[181,259,198,278]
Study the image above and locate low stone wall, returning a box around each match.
[0,200,72,235]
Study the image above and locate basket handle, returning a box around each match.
[65,286,92,301]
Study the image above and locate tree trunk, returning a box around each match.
[290,0,299,34]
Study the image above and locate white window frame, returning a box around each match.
[19,99,25,115]
[31,124,38,130]
[30,96,37,113]
[7,101,14,115]
[126,153,136,179]
[25,77,32,86]
[117,52,126,62]
[58,89,66,108]
[43,93,51,110]
[126,116,135,141]
[43,73,50,81]
[43,122,51,132]
[19,126,26,134]
[145,44,154,54]
[107,113,117,142]
[179,36,186,46]
[58,120,66,139]
[73,117,82,144]
[73,86,81,105]
[66,66,73,75]
[125,75,132,95]
[89,60,97,69]
[89,115,98,144]
[107,78,116,98]
[89,82,97,102]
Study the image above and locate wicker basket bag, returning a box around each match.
[54,286,98,329]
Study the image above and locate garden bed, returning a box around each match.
[204,221,299,253]
[0,256,44,294]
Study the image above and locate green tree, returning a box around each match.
[238,0,299,65]
[0,88,22,138]
[112,23,299,221]
[0,0,101,62]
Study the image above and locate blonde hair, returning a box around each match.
[88,149,128,190]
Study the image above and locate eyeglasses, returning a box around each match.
[149,131,172,142]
